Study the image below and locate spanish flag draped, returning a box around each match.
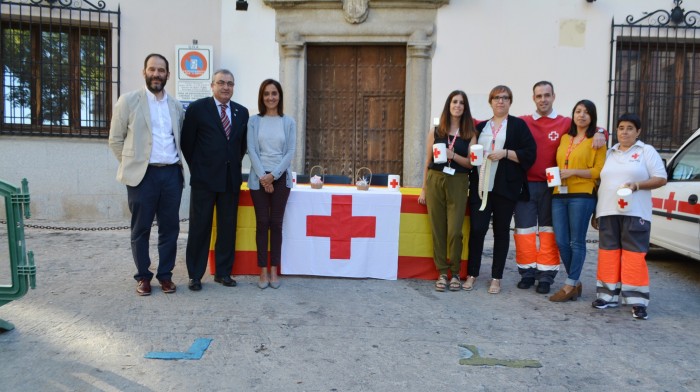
[396,187,469,279]
[208,186,469,280]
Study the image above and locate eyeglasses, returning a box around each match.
[492,95,511,102]
[214,81,235,87]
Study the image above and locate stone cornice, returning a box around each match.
[263,0,450,9]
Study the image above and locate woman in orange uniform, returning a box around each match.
[593,113,666,319]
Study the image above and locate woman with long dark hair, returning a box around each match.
[417,90,477,292]
[549,100,606,302]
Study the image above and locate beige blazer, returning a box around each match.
[108,88,185,186]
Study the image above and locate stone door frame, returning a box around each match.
[264,0,449,186]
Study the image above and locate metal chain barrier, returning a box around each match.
[0,218,189,231]
[507,225,599,244]
[3,218,600,243]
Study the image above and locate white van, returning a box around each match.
[650,128,700,261]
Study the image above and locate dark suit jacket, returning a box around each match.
[181,97,249,192]
[470,115,537,202]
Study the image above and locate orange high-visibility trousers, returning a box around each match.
[596,215,650,307]
[537,229,560,269]
[514,229,537,270]
[515,227,560,282]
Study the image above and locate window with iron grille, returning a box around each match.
[610,3,700,152]
[1,0,119,138]
[613,39,700,152]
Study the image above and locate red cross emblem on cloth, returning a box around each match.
[389,178,399,188]
[546,171,555,183]
[617,198,629,209]
[632,153,640,159]
[433,146,441,159]
[306,195,377,259]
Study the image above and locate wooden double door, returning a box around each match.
[305,45,406,179]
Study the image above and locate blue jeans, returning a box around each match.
[551,197,596,286]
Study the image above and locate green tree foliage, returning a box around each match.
[3,28,32,115]
[3,25,107,127]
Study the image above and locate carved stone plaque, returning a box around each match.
[343,0,369,24]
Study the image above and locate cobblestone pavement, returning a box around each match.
[1,222,699,391]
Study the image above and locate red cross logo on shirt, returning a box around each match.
[548,131,560,141]
[306,195,377,259]
[433,146,441,159]
[389,178,399,188]
[632,153,640,159]
[618,198,629,210]
[546,171,555,183]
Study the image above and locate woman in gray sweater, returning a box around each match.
[247,79,297,289]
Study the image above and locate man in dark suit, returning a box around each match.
[181,69,249,291]
[109,53,185,296]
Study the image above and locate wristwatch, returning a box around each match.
[596,128,605,133]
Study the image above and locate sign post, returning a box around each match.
[175,44,213,107]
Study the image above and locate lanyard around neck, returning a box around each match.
[489,119,505,151]
[564,135,585,169]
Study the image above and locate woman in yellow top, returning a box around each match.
[549,100,606,302]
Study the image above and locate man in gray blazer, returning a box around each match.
[108,53,185,296]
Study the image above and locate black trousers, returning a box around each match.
[126,164,183,282]
[186,170,239,280]
[250,172,291,267]
[468,192,517,279]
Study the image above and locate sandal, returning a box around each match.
[488,279,501,294]
[462,276,476,291]
[449,276,462,291]
[435,274,448,292]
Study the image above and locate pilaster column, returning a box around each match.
[279,32,306,173]
[404,30,433,186]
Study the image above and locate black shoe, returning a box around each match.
[188,279,202,291]
[632,306,648,320]
[536,282,551,294]
[214,275,237,287]
[592,298,618,309]
[517,278,535,289]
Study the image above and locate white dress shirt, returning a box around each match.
[146,88,179,164]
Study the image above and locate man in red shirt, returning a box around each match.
[515,81,606,294]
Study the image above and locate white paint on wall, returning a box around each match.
[432,0,700,123]
[559,19,587,48]
[4,0,700,220]
[220,0,279,114]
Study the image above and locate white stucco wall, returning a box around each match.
[432,0,700,125]
[220,0,279,113]
[0,0,223,221]
[2,0,699,220]
[117,1,222,96]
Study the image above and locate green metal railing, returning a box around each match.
[0,178,36,332]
